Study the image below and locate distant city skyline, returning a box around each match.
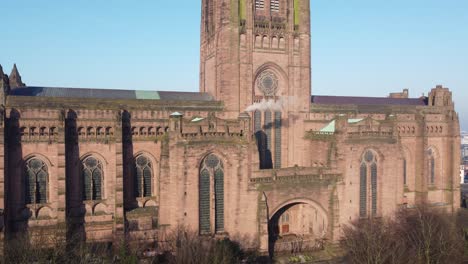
[1,0,467,129]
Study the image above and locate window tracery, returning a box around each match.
[25,157,48,204]
[135,155,153,198]
[256,70,279,96]
[199,154,224,234]
[359,150,378,217]
[82,156,103,201]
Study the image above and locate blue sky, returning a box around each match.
[1,0,467,129]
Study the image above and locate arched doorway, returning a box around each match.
[268,201,328,256]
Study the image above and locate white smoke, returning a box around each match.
[245,97,296,112]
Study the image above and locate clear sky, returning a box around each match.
[1,0,467,129]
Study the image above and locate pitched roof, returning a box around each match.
[9,86,214,101]
[311,95,427,106]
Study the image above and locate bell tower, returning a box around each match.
[200,0,311,114]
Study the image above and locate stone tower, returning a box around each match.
[200,0,312,168]
[200,0,311,114]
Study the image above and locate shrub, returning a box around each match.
[341,206,465,264]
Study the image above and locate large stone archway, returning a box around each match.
[268,199,329,256]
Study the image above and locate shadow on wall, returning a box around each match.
[122,110,138,211]
[65,110,86,244]
[255,131,272,170]
[5,108,26,236]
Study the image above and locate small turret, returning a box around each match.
[0,65,6,88]
[0,64,10,105]
[428,85,453,107]
[9,64,25,89]
[389,88,409,99]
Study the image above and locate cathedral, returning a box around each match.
[0,0,461,254]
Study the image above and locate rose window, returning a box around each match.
[257,71,279,96]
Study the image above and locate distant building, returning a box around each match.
[462,132,468,164]
[461,165,466,184]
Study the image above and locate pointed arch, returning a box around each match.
[359,149,379,217]
[134,154,154,198]
[24,157,49,204]
[81,155,104,201]
[199,153,225,234]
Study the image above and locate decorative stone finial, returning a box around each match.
[9,63,26,89]
[0,64,9,91]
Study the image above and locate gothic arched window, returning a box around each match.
[199,154,224,234]
[25,158,48,204]
[359,150,378,217]
[428,149,435,185]
[82,156,103,201]
[135,155,153,198]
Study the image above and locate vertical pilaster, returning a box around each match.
[0,109,5,254]
[114,111,125,244]
[56,113,67,240]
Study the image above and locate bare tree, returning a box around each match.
[341,206,465,264]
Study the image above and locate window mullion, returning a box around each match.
[367,164,371,216]
[91,168,94,200]
[34,173,37,204]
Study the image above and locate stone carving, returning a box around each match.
[257,70,279,96]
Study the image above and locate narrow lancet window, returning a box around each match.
[199,154,224,234]
[360,150,378,217]
[427,149,436,185]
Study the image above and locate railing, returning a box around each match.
[305,131,335,141]
[180,132,243,139]
[347,131,394,137]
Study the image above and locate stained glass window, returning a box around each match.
[360,150,378,217]
[274,112,282,169]
[82,156,103,201]
[264,111,272,150]
[371,163,377,216]
[215,169,224,231]
[135,155,153,198]
[359,163,367,218]
[25,158,48,204]
[199,154,224,234]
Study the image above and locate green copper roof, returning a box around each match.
[135,90,160,100]
[320,118,364,133]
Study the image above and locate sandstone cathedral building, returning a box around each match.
[0,0,461,254]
